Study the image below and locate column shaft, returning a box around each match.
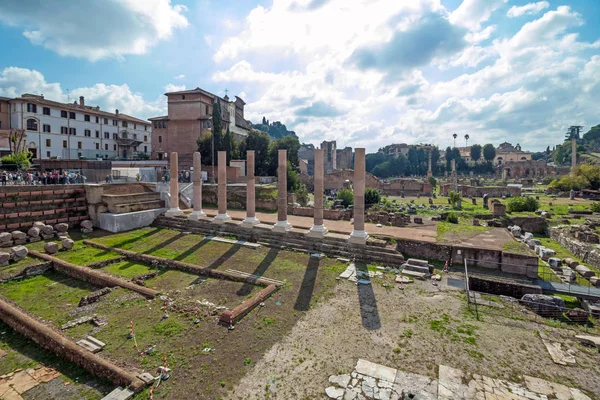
[165,152,182,217]
[273,149,291,232]
[214,151,230,223]
[242,150,259,226]
[309,148,327,236]
[349,148,368,244]
[189,152,205,220]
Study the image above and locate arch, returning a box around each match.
[520,156,527,160]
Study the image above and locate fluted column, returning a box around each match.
[308,148,327,237]
[165,152,182,217]
[189,151,206,220]
[242,150,260,227]
[273,149,291,232]
[213,151,230,223]
[349,148,368,244]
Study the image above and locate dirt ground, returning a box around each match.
[229,274,600,399]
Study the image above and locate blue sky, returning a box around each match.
[0,0,599,152]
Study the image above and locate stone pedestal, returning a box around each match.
[189,152,206,221]
[349,148,368,244]
[273,149,291,232]
[165,152,183,217]
[242,150,260,228]
[308,148,328,237]
[214,151,231,224]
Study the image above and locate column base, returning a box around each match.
[213,213,231,224]
[241,216,260,228]
[348,230,369,244]
[307,224,328,237]
[272,220,292,233]
[188,210,206,221]
[165,208,183,217]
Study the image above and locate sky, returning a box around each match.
[0,0,599,153]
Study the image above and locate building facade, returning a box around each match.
[495,142,531,164]
[5,94,151,160]
[336,146,354,170]
[321,140,337,173]
[149,87,250,167]
[298,143,316,175]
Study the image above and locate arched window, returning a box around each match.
[26,118,38,131]
[182,95,185,100]
[497,157,503,165]
[521,156,527,160]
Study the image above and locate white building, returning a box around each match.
[6,93,151,160]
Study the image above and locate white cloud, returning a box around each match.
[0,67,166,119]
[164,84,186,93]
[449,0,506,31]
[173,74,185,80]
[507,1,549,18]
[0,0,188,61]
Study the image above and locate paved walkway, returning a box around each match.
[183,208,438,242]
[534,279,600,301]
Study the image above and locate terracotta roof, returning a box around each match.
[10,95,150,125]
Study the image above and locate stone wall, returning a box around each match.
[468,276,542,298]
[201,184,277,211]
[508,217,546,234]
[302,170,432,195]
[549,227,600,270]
[0,185,89,231]
[439,184,521,197]
[291,207,351,220]
[396,239,452,261]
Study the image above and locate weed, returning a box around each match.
[244,357,252,366]
[402,329,413,338]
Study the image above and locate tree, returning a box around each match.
[336,189,354,208]
[448,190,461,208]
[295,183,309,206]
[245,130,271,176]
[428,176,437,190]
[262,116,267,125]
[464,134,470,147]
[8,130,26,153]
[267,136,301,176]
[574,164,600,190]
[483,143,496,163]
[366,152,388,173]
[470,144,482,163]
[565,125,583,140]
[1,151,32,170]
[365,187,381,205]
[223,127,235,164]
[287,161,300,192]
[212,100,223,164]
[431,148,440,174]
[546,146,551,155]
[197,133,213,166]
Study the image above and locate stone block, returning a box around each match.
[99,209,165,233]
[11,230,26,240]
[41,225,54,235]
[27,226,40,237]
[575,264,594,278]
[81,220,93,229]
[0,232,12,243]
[13,239,27,245]
[0,252,9,266]
[44,242,59,254]
[62,238,75,250]
[548,258,561,269]
[54,223,69,233]
[11,245,28,261]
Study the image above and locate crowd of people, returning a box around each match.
[1,170,87,186]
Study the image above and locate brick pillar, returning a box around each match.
[571,138,577,175]
[213,151,230,223]
[165,152,182,217]
[308,148,327,237]
[189,151,206,220]
[349,148,368,244]
[242,150,260,227]
[273,149,291,232]
[427,150,433,179]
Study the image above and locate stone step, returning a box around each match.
[108,200,165,214]
[101,387,135,400]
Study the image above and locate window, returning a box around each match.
[84,129,91,137]
[95,116,99,123]
[96,154,100,158]
[69,127,76,135]
[133,123,136,130]
[205,105,209,114]
[113,120,118,126]
[104,118,108,125]
[95,143,99,150]
[158,136,162,143]
[0,121,2,129]
[122,121,128,128]
[104,144,108,150]
[182,95,185,100]
[45,139,51,147]
[43,107,50,115]
[78,141,82,149]
[144,135,147,142]
[104,132,109,139]
[62,140,67,148]
[43,124,51,133]
[61,110,67,118]
[144,125,147,131]
[27,103,37,113]
[78,152,82,158]
[113,144,117,151]
[202,120,211,129]
[113,133,118,140]
[69,112,75,119]
[26,119,38,131]
[133,146,137,151]
[95,130,100,138]
[144,146,147,153]
[84,114,90,122]
[61,126,68,134]
[133,134,137,140]
[46,151,51,158]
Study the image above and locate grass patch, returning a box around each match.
[437,221,490,242]
[502,240,532,255]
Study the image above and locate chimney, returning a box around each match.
[79,96,85,106]
[115,109,119,115]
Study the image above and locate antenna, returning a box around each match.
[224,88,229,96]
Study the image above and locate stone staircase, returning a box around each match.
[156,216,406,267]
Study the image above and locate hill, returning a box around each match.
[252,117,297,139]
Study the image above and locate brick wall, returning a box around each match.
[0,185,89,231]
[468,276,542,298]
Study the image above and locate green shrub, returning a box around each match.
[365,187,381,205]
[448,191,461,208]
[336,189,354,208]
[295,183,309,206]
[506,196,539,212]
[591,202,600,213]
[446,212,459,224]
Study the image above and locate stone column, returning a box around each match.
[213,151,230,223]
[165,152,182,217]
[349,148,368,244]
[571,138,577,175]
[308,148,328,237]
[452,159,458,191]
[273,149,291,232]
[242,150,260,227]
[188,152,206,220]
[427,150,433,179]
